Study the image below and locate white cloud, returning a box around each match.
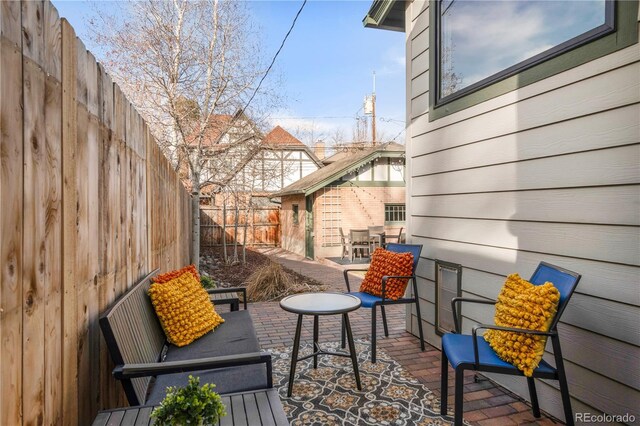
[265,108,405,145]
[267,109,342,133]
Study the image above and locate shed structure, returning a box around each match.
[275,143,407,259]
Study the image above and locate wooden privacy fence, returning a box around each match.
[0,2,192,424]
[200,206,280,247]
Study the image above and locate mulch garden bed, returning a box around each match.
[200,246,325,300]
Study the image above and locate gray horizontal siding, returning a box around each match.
[405,0,640,421]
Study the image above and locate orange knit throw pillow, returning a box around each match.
[359,248,414,300]
[152,264,200,284]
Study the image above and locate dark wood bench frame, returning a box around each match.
[100,269,271,406]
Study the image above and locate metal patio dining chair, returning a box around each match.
[339,227,349,260]
[367,225,385,252]
[440,262,581,426]
[342,243,425,362]
[348,229,370,261]
[383,227,404,245]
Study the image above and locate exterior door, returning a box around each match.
[305,196,314,259]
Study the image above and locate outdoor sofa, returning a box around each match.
[99,269,273,406]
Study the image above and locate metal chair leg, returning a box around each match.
[527,377,541,418]
[454,367,464,426]
[343,313,362,391]
[380,305,389,337]
[313,315,319,369]
[287,315,303,397]
[341,315,346,349]
[413,281,425,351]
[371,305,377,363]
[552,338,575,426]
[440,350,449,416]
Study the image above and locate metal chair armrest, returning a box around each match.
[207,287,247,310]
[451,297,496,333]
[471,324,556,370]
[343,268,370,292]
[113,352,272,382]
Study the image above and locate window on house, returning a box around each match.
[437,0,614,104]
[384,204,406,224]
[292,204,299,225]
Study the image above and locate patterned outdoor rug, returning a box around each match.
[267,341,464,426]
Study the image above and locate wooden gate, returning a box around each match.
[200,206,280,247]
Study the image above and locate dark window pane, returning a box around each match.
[385,204,406,223]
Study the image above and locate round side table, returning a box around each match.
[279,292,362,397]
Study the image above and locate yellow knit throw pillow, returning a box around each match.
[484,273,560,377]
[148,271,224,347]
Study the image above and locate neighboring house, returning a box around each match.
[365,0,639,423]
[193,113,322,201]
[275,142,406,259]
[260,125,324,191]
[190,113,323,247]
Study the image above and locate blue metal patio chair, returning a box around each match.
[342,243,425,362]
[440,262,581,426]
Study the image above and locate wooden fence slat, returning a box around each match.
[87,46,103,422]
[61,18,79,426]
[21,0,43,63]
[22,1,47,420]
[1,1,23,45]
[1,3,25,424]
[42,3,63,423]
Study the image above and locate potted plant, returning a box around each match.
[151,375,226,425]
[201,275,217,290]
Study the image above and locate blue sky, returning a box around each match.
[52,0,407,145]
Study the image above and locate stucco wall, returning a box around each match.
[280,194,306,256]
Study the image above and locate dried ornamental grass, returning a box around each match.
[245,261,295,302]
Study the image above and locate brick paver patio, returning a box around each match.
[246,248,562,426]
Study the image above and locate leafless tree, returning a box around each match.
[291,121,327,147]
[89,0,279,267]
[329,128,345,145]
[352,116,369,143]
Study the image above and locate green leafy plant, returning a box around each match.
[201,275,217,290]
[151,376,226,425]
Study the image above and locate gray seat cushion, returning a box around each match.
[163,310,260,360]
[146,310,268,404]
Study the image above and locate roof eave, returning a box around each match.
[275,190,305,198]
[363,0,405,32]
[303,149,404,196]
